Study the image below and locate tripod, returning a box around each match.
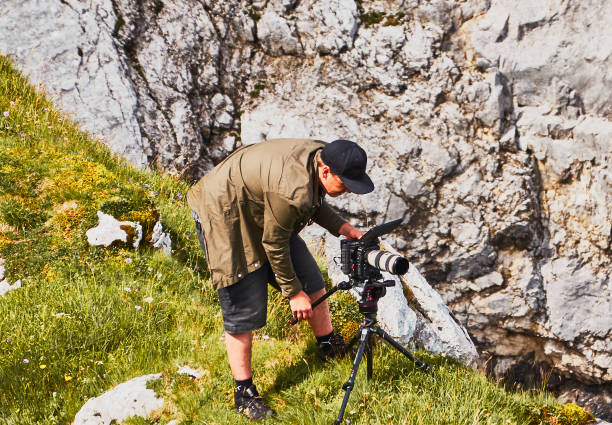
[293,278,431,424]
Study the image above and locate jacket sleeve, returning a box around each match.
[261,191,303,298]
[312,200,346,237]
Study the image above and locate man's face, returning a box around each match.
[321,167,351,197]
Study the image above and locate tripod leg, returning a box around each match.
[333,327,372,425]
[366,336,373,380]
[373,326,431,372]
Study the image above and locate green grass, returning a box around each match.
[0,56,595,425]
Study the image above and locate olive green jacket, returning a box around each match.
[187,138,346,297]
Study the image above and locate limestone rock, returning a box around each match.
[86,211,143,249]
[0,279,21,297]
[151,218,172,254]
[0,0,146,165]
[387,242,479,366]
[257,11,302,56]
[294,0,359,56]
[177,365,203,379]
[72,373,162,425]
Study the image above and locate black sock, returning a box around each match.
[235,377,253,392]
[316,331,334,345]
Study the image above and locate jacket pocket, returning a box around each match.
[204,212,246,284]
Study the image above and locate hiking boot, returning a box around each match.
[234,384,275,420]
[317,332,348,361]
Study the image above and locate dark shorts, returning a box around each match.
[193,211,325,334]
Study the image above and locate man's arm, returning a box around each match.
[261,192,302,297]
[314,201,364,239]
[312,200,348,236]
[262,191,314,320]
[338,222,364,239]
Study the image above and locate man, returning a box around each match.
[187,138,374,420]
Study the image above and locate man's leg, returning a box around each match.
[192,212,274,420]
[224,331,253,380]
[215,266,276,420]
[307,288,333,337]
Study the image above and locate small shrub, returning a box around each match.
[383,12,406,26]
[329,291,361,341]
[361,11,386,28]
[152,0,164,15]
[0,197,46,229]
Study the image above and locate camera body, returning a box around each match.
[339,219,409,285]
[340,237,381,282]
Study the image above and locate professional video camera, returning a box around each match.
[339,219,410,315]
[340,219,409,281]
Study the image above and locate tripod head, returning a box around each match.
[356,278,395,316]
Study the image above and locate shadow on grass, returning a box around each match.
[163,220,210,282]
[269,339,441,397]
[269,342,332,393]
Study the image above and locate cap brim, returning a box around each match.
[340,174,374,194]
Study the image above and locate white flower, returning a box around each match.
[144,297,153,303]
[134,305,142,310]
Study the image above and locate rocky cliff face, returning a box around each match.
[1,0,610,417]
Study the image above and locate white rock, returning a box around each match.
[0,0,147,166]
[177,366,202,379]
[543,258,611,343]
[0,279,21,297]
[257,11,301,56]
[151,219,172,254]
[469,272,504,292]
[391,254,479,366]
[295,0,359,56]
[86,211,143,248]
[72,373,163,425]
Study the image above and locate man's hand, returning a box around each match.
[289,290,313,321]
[338,222,364,239]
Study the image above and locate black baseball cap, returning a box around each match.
[321,139,374,194]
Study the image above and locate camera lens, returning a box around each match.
[366,250,409,275]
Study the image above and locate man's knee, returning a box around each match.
[308,288,326,302]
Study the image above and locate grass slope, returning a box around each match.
[0,56,595,425]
